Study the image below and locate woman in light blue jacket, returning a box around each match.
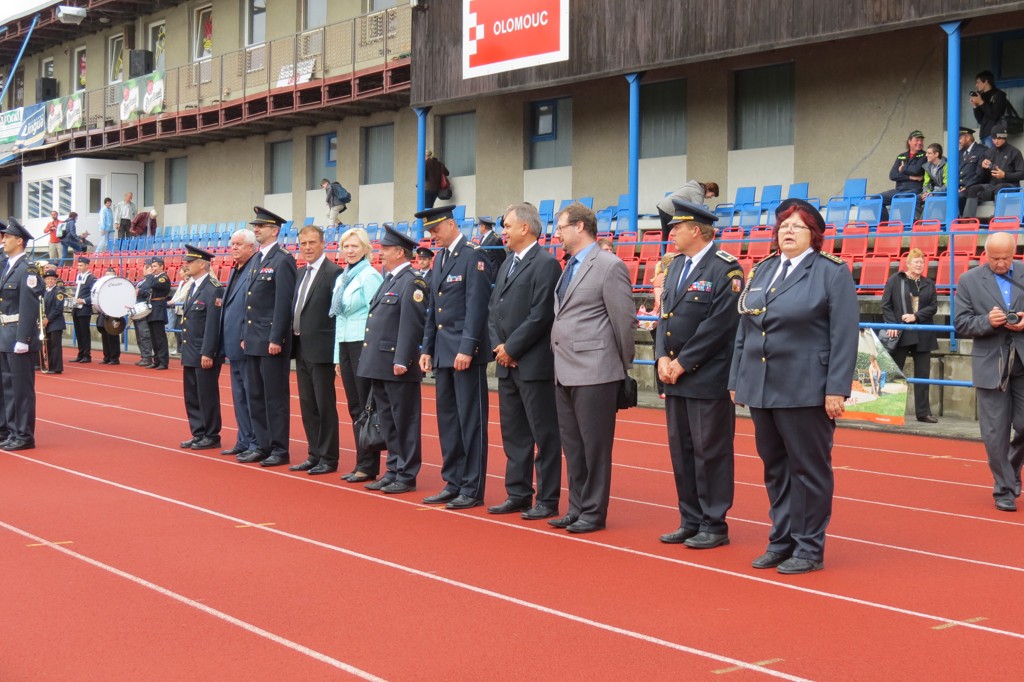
[331,226,384,482]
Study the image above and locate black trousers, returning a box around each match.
[434,364,489,499]
[294,337,339,466]
[117,218,131,239]
[44,329,64,372]
[99,327,120,361]
[148,319,168,367]
[183,362,222,440]
[338,341,380,476]
[371,379,421,485]
[889,346,934,419]
[246,352,292,460]
[72,314,91,359]
[1,351,36,442]
[555,381,619,526]
[497,373,562,508]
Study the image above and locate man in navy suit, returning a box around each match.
[487,203,563,520]
[219,229,259,458]
[418,206,494,510]
[41,268,66,374]
[289,226,343,475]
[178,245,223,451]
[655,200,743,549]
[237,207,297,468]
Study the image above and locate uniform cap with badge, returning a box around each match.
[250,205,287,227]
[0,216,34,242]
[663,199,718,238]
[380,224,418,251]
[184,244,214,262]
[415,246,434,259]
[415,206,456,231]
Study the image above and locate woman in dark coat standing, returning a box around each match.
[881,247,939,423]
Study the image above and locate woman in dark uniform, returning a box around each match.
[729,199,859,575]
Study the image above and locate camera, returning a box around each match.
[970,90,980,97]
[1007,312,1021,325]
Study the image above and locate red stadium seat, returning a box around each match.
[719,226,744,257]
[839,223,870,262]
[745,226,774,260]
[872,221,904,258]
[857,255,891,295]
[638,230,665,261]
[615,232,637,260]
[934,252,970,293]
[910,220,942,257]
[821,225,837,254]
[949,218,980,256]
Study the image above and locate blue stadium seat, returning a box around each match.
[577,196,594,209]
[994,186,1024,220]
[921,192,948,223]
[841,178,867,198]
[852,195,883,227]
[758,185,782,212]
[824,198,853,227]
[787,182,809,200]
[452,205,467,223]
[888,193,918,226]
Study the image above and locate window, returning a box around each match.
[194,6,213,61]
[365,0,398,10]
[267,140,294,194]
[307,133,336,189]
[58,177,72,215]
[7,181,22,221]
[143,161,155,206]
[246,0,267,46]
[640,79,687,158]
[148,22,166,71]
[362,124,394,184]
[440,112,477,176]
[73,47,87,91]
[305,0,327,29]
[27,180,49,219]
[528,97,572,170]
[166,157,188,204]
[88,178,103,213]
[734,63,794,150]
[108,34,125,84]
[40,58,54,79]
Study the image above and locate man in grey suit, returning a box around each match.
[219,229,259,458]
[954,231,1024,512]
[488,203,564,520]
[549,202,637,533]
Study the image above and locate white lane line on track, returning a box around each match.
[3,454,809,681]
[12,425,1024,645]
[0,520,385,681]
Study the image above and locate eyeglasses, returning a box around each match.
[555,220,581,232]
[778,224,810,233]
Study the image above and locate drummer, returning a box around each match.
[145,257,172,370]
[95,267,123,366]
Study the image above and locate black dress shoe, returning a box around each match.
[78,358,91,364]
[340,472,356,481]
[108,359,120,365]
[135,360,152,367]
[308,463,338,475]
[446,495,483,510]
[381,481,416,494]
[752,551,790,569]
[180,438,196,449]
[4,439,35,451]
[659,527,699,544]
[221,446,247,456]
[99,359,111,365]
[566,519,605,534]
[153,365,169,370]
[191,437,221,450]
[68,358,81,363]
[487,498,532,515]
[347,472,376,483]
[995,497,1018,512]
[547,514,579,529]
[365,478,393,490]
[289,459,318,472]
[237,450,268,464]
[917,415,938,423]
[260,455,289,467]
[422,489,458,505]
[521,504,558,520]
[777,557,824,575]
[684,532,730,549]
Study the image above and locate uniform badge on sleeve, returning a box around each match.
[214,297,222,307]
[477,261,486,271]
[732,278,742,293]
[413,289,424,303]
[27,275,38,288]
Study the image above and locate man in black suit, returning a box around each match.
[477,216,507,278]
[358,225,429,494]
[655,200,743,549]
[237,207,297,468]
[219,229,259,458]
[41,269,66,374]
[289,226,343,475]
[178,245,224,451]
[0,218,44,450]
[145,257,172,370]
[418,206,494,510]
[68,257,95,363]
[487,203,563,520]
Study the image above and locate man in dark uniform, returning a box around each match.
[68,257,95,363]
[146,257,172,370]
[96,266,123,366]
[957,126,987,212]
[418,206,494,510]
[963,123,1024,218]
[41,269,66,374]
[654,200,743,549]
[487,202,563,520]
[0,218,45,450]
[477,216,507,278]
[288,225,343,475]
[178,245,224,451]
[358,225,428,494]
[133,262,155,367]
[219,229,259,458]
[415,246,434,287]
[238,206,297,467]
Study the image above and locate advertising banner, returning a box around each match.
[118,70,165,122]
[842,329,910,426]
[45,92,85,134]
[463,0,569,79]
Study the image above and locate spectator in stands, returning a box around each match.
[477,216,507,277]
[43,210,61,261]
[423,151,449,209]
[954,232,1024,512]
[880,131,927,218]
[597,237,614,252]
[657,181,720,230]
[729,199,859,574]
[331,227,384,483]
[130,210,157,237]
[97,197,114,253]
[962,123,1024,218]
[971,70,1008,147]
[958,126,988,212]
[59,212,90,264]
[921,143,947,199]
[115,192,136,239]
[881,247,938,423]
[321,178,350,227]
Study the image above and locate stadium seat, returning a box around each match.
[994,187,1024,221]
[909,219,942,257]
[746,226,774,260]
[872,221,904,257]
[841,178,867,198]
[934,252,969,293]
[615,232,638,259]
[949,218,980,256]
[839,223,870,262]
[641,257,661,289]
[824,198,853,227]
[738,203,763,231]
[759,185,782,212]
[857,255,892,295]
[888,193,917,226]
[719,226,744,257]
[787,182,809,200]
[852,195,883,227]
[596,209,613,234]
[577,197,594,209]
[921,192,948,223]
[638,231,664,261]
[822,225,838,254]
[621,257,640,290]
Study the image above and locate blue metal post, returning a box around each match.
[625,73,642,232]
[414,106,430,213]
[941,21,962,351]
[0,14,40,106]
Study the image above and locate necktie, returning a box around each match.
[779,259,791,282]
[557,258,577,303]
[507,255,520,279]
[676,257,692,293]
[439,248,449,271]
[293,267,313,334]
[184,281,196,305]
[249,251,264,284]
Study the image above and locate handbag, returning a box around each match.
[437,173,453,200]
[1000,99,1024,135]
[355,394,386,452]
[880,279,906,352]
[616,376,638,410]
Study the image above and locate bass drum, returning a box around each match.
[91,275,136,318]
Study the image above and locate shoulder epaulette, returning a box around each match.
[820,251,845,265]
[715,249,738,263]
[464,241,479,249]
[158,274,168,281]
[26,264,39,275]
[210,279,222,288]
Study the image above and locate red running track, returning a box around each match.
[2,352,1023,680]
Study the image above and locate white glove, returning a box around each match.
[14,342,29,354]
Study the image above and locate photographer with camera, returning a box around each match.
[970,70,1009,147]
[955,232,1024,513]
